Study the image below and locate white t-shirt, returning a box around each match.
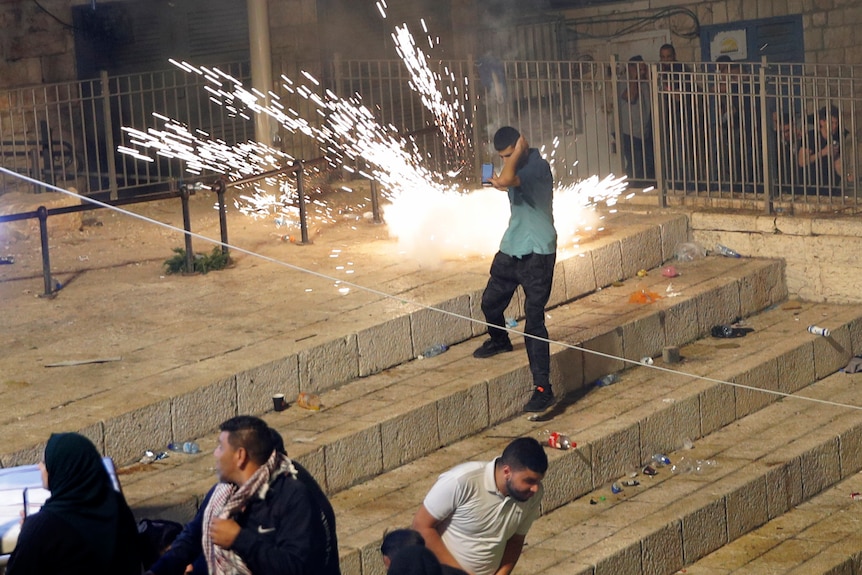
[423,459,543,575]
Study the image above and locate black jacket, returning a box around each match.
[150,468,338,575]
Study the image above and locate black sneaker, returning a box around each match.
[524,385,555,412]
[472,338,513,359]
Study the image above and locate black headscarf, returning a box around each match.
[40,432,122,568]
[387,545,443,575]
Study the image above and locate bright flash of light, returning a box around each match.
[385,173,630,268]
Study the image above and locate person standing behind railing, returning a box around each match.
[658,44,694,188]
[798,105,845,195]
[619,56,654,181]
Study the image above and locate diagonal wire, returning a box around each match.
[4,166,860,412]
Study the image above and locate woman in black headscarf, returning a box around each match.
[6,432,142,575]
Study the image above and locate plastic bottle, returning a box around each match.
[808,325,830,337]
[594,373,620,387]
[418,344,448,359]
[297,392,322,411]
[167,441,200,454]
[715,244,741,258]
[652,454,670,466]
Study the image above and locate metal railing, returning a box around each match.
[1,57,861,215]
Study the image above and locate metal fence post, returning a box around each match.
[649,63,666,208]
[295,161,310,245]
[178,181,195,273]
[100,70,119,201]
[37,206,54,297]
[759,56,773,214]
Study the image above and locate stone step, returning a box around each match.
[680,471,862,575]
[117,253,790,572]
[323,301,862,575]
[0,210,687,468]
[521,369,862,575]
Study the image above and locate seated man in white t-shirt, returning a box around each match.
[411,438,548,575]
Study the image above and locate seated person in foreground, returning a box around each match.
[147,415,339,575]
[6,432,142,575]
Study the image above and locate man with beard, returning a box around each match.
[412,438,547,575]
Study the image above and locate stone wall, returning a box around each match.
[558,0,862,65]
[689,210,862,304]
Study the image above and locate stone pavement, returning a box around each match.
[0,185,677,466]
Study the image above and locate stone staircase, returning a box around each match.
[110,209,862,575]
[8,205,861,574]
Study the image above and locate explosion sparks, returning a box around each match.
[118,19,633,268]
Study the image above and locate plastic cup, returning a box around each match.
[272,393,286,412]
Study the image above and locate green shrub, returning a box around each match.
[164,247,230,275]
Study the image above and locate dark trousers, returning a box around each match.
[480,251,556,387]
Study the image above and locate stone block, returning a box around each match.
[381,401,439,471]
[487,367,532,424]
[681,497,728,563]
[726,473,769,540]
[639,394,700,461]
[541,446,593,511]
[739,261,786,316]
[590,422,640,486]
[591,240,623,288]
[799,437,841,500]
[300,335,359,393]
[410,294,473,353]
[103,400,173,464]
[436,381,489,445]
[813,325,851,379]
[582,327,625,384]
[838,422,862,475]
[324,425,383,493]
[563,252,597,300]
[293,446,326,491]
[660,215,689,263]
[777,343,815,395]
[357,315,412,376]
[693,279,741,336]
[734,360,779,419]
[700,383,736,436]
[594,540,642,575]
[664,297,700,346]
[621,313,665,361]
[547,258,569,309]
[642,520,683,575]
[171,375,237,444]
[765,459,803,519]
[551,346,584,395]
[338,548,362,575]
[620,225,662,278]
[236,356,300,415]
[848,315,862,356]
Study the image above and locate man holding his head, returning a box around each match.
[412,438,548,575]
[147,415,337,575]
[473,126,557,414]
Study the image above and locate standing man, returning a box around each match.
[147,415,338,575]
[619,55,654,180]
[474,126,557,413]
[411,438,548,575]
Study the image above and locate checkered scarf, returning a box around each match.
[202,450,297,575]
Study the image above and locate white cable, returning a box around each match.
[3,166,859,412]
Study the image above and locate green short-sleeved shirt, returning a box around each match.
[499,149,557,257]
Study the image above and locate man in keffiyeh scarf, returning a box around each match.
[147,415,339,575]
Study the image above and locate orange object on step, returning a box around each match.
[628,290,662,304]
